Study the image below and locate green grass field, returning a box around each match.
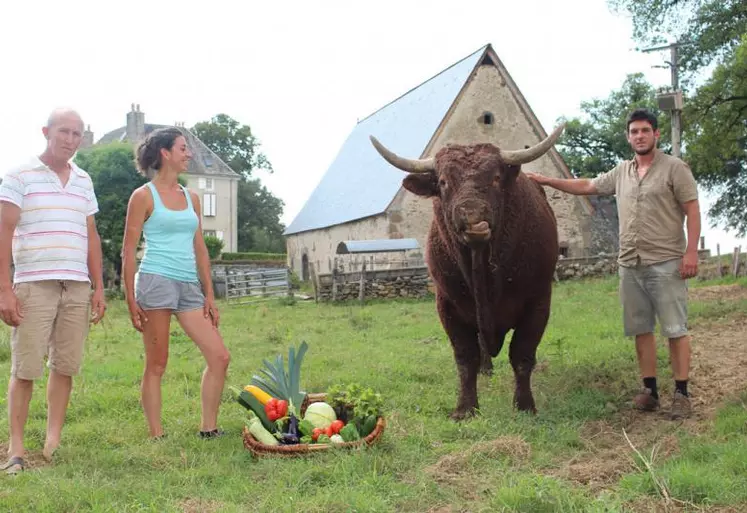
[0,275,746,512]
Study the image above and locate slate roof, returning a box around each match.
[283,45,488,236]
[96,124,240,178]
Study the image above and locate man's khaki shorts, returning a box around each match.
[11,280,92,380]
[619,258,689,339]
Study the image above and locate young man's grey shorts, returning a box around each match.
[618,258,689,339]
[135,272,205,312]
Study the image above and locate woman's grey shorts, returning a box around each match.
[135,272,205,313]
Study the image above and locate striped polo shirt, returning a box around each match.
[0,157,99,283]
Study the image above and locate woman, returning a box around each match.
[122,127,230,439]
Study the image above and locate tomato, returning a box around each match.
[264,398,289,421]
[311,428,324,442]
[330,420,345,435]
[276,399,288,418]
[324,425,334,437]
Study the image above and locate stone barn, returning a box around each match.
[284,43,618,279]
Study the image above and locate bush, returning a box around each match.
[204,235,224,260]
[221,252,286,262]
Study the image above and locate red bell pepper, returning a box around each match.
[264,398,288,421]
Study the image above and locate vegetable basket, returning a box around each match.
[242,392,386,457]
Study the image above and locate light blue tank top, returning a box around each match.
[139,182,199,283]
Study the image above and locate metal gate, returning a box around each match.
[224,267,291,304]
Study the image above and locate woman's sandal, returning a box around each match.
[1,456,25,475]
[199,429,225,439]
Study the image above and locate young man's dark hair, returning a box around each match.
[626,108,658,132]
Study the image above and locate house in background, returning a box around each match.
[284,43,618,279]
[83,104,241,252]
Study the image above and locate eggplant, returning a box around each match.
[279,414,301,444]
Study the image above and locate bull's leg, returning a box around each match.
[437,296,480,420]
[479,334,493,376]
[509,300,551,414]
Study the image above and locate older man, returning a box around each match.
[0,108,106,474]
[525,108,701,420]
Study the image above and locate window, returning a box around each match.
[559,245,569,258]
[216,230,224,240]
[480,112,494,125]
[203,229,216,238]
[198,178,214,190]
[203,193,217,217]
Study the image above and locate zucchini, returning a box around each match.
[238,390,276,432]
[247,414,279,446]
[245,385,273,405]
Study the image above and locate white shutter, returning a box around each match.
[198,178,206,189]
[203,194,217,217]
[216,230,224,241]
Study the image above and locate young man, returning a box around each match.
[525,108,701,420]
[0,108,106,474]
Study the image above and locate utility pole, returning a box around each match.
[640,42,684,158]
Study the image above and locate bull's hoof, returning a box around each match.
[449,406,478,421]
[514,393,537,414]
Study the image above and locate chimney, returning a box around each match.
[80,124,94,149]
[126,103,146,143]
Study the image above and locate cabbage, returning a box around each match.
[303,401,337,429]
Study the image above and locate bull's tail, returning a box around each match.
[472,249,497,358]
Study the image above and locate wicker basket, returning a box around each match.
[242,392,386,457]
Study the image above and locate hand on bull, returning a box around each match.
[523,171,549,185]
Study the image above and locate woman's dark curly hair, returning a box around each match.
[134,127,184,178]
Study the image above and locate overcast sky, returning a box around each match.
[1,0,743,253]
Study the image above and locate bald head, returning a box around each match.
[41,108,85,164]
[47,108,84,130]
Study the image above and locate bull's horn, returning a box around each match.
[369,135,435,173]
[499,123,566,166]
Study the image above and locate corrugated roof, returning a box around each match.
[283,45,487,235]
[336,238,420,254]
[96,124,240,178]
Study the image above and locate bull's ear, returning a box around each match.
[403,172,439,197]
[500,164,521,187]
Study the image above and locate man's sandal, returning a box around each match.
[1,456,25,475]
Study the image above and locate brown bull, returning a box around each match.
[369,126,563,419]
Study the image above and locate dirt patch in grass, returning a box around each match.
[689,283,747,303]
[179,498,225,513]
[425,435,531,485]
[547,284,747,491]
[624,499,747,512]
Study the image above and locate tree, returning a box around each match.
[555,73,671,178]
[192,114,273,178]
[607,0,747,233]
[607,0,746,85]
[191,114,286,252]
[74,143,147,281]
[684,36,747,235]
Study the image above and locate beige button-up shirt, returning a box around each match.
[591,149,698,267]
